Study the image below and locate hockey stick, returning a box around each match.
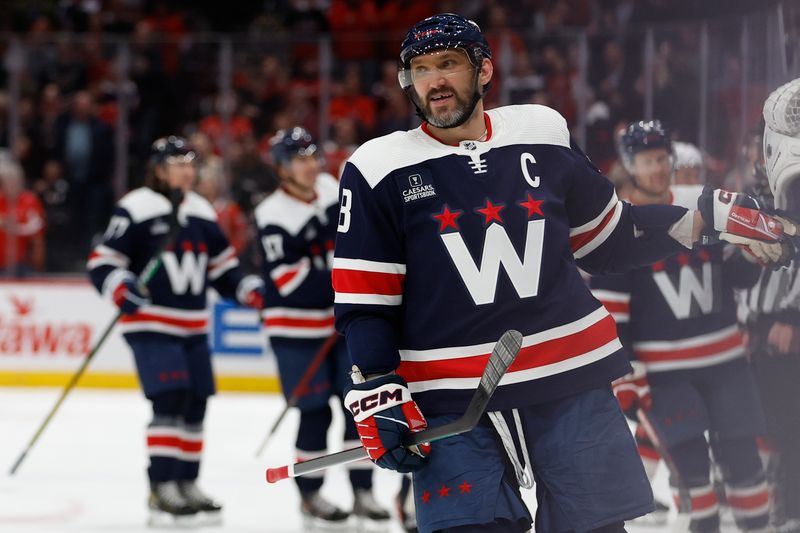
[9,194,183,476]
[254,331,340,457]
[636,408,692,533]
[266,329,524,484]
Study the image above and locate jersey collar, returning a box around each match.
[420,112,493,147]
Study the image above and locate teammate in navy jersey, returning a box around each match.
[330,14,790,533]
[592,121,770,532]
[87,136,266,527]
[254,127,390,529]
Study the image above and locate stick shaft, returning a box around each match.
[255,332,339,457]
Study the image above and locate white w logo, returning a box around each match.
[441,220,545,305]
[161,251,208,295]
[653,263,714,319]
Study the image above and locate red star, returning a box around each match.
[518,194,544,218]
[458,481,472,494]
[421,491,431,504]
[651,261,665,273]
[697,249,711,262]
[476,200,505,225]
[677,253,691,267]
[433,205,463,232]
[438,485,451,498]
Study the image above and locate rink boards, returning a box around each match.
[0,279,280,392]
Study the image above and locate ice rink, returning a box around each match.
[0,387,735,532]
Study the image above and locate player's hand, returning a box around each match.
[344,372,431,473]
[697,186,795,265]
[767,322,800,356]
[112,279,150,315]
[612,361,652,415]
[237,276,267,310]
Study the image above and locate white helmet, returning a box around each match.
[673,142,703,170]
[763,78,800,211]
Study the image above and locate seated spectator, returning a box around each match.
[0,160,45,276]
[329,62,377,138]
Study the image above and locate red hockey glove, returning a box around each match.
[237,276,267,310]
[112,278,150,315]
[343,372,431,473]
[612,362,652,415]
[698,187,795,264]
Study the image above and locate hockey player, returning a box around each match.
[332,13,788,533]
[593,121,770,532]
[87,136,266,527]
[673,141,705,186]
[255,127,390,530]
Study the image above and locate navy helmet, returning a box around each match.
[270,127,317,167]
[150,136,195,166]
[619,120,671,170]
[398,13,491,89]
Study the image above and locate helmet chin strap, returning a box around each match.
[410,68,483,129]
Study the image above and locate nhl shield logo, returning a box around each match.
[463,141,478,151]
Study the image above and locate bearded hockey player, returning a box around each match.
[254,127,390,530]
[331,13,789,533]
[87,136,266,527]
[592,121,770,532]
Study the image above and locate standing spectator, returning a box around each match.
[55,90,113,264]
[32,160,71,272]
[195,171,249,257]
[0,159,45,276]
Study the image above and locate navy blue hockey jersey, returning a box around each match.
[332,104,692,415]
[88,188,255,337]
[590,185,761,373]
[255,174,340,339]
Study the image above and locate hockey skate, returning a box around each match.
[147,480,198,528]
[352,489,390,532]
[178,480,222,526]
[300,490,350,530]
[631,499,669,526]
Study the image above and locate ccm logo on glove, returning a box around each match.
[346,383,412,422]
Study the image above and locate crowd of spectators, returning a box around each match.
[0,0,793,274]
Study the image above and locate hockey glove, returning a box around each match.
[344,372,431,473]
[698,186,792,264]
[112,278,150,315]
[612,361,652,416]
[237,275,267,310]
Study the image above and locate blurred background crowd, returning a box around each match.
[0,0,795,274]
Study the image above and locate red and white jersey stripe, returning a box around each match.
[673,484,719,521]
[119,305,208,337]
[396,307,621,394]
[87,244,130,270]
[570,193,623,259]
[208,245,239,281]
[147,426,203,462]
[592,289,630,323]
[332,258,405,306]
[725,480,770,519]
[263,307,334,339]
[633,325,745,372]
[270,258,312,297]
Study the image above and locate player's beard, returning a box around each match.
[421,73,482,129]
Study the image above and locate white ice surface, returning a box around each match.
[0,388,736,532]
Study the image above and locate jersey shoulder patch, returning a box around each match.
[315,172,340,209]
[181,191,218,222]
[118,188,171,223]
[347,130,450,190]
[670,184,705,210]
[488,104,570,150]
[254,189,312,237]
